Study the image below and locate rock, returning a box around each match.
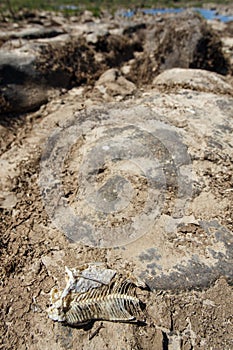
[2,9,229,111]
[0,37,99,113]
[95,68,136,99]
[0,49,49,113]
[0,191,17,209]
[127,10,230,85]
[123,23,147,35]
[80,10,95,23]
[38,75,233,289]
[7,26,65,40]
[0,50,37,85]
[96,68,120,83]
[153,68,233,94]
[221,36,233,67]
[86,26,109,44]
[1,8,233,350]
[0,83,48,114]
[208,19,227,33]
[41,251,65,274]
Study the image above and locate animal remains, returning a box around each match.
[47,262,146,326]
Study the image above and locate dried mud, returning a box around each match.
[0,7,233,350]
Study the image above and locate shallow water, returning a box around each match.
[121,7,233,22]
[59,4,233,22]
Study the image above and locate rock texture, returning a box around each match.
[95,68,136,99]
[153,67,233,94]
[0,7,233,350]
[0,9,232,114]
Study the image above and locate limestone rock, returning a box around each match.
[0,50,37,85]
[127,10,230,85]
[95,68,136,99]
[153,68,233,94]
[0,84,48,114]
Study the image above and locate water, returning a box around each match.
[122,8,233,23]
[59,5,233,23]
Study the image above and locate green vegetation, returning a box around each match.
[1,0,232,18]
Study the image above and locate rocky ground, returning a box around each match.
[0,6,233,350]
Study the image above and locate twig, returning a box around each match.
[89,322,104,341]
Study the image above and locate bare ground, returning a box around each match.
[0,7,233,350]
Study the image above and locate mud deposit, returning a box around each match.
[0,7,233,350]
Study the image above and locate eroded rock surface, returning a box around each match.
[0,9,232,114]
[153,67,233,94]
[0,8,233,350]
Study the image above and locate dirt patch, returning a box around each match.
[0,8,233,350]
[36,38,104,88]
[1,88,233,349]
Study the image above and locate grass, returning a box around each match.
[1,0,232,18]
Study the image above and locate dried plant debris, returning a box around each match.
[48,263,146,326]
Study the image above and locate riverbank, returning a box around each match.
[0,6,233,350]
